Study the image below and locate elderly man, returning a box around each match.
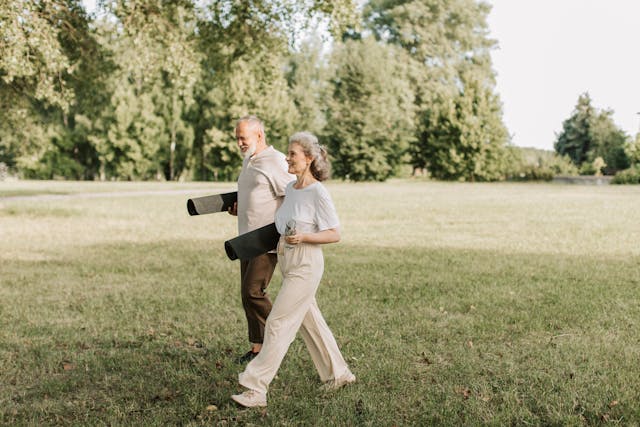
[228,115,294,363]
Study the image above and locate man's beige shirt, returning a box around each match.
[237,146,294,235]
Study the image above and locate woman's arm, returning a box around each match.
[285,228,340,245]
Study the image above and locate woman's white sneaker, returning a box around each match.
[231,389,267,407]
[321,372,356,392]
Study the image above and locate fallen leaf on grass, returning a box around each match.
[61,362,75,371]
[205,405,218,412]
[609,400,619,408]
[419,353,433,365]
[153,388,177,402]
[456,387,471,399]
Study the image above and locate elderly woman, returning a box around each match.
[231,132,355,408]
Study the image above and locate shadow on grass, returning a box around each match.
[2,240,640,425]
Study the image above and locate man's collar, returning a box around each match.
[250,145,272,161]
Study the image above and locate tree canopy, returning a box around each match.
[555,93,630,175]
[4,0,599,182]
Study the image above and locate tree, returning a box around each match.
[0,0,86,176]
[625,133,640,166]
[190,0,357,181]
[555,93,629,175]
[324,36,415,181]
[79,0,202,180]
[286,36,330,136]
[365,0,510,181]
[111,0,201,180]
[555,93,596,167]
[1,0,360,180]
[588,109,629,174]
[191,0,297,180]
[415,64,510,181]
[0,0,76,111]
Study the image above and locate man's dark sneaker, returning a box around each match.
[236,350,259,364]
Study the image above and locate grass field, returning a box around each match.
[1,180,639,425]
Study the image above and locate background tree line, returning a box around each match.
[2,0,638,182]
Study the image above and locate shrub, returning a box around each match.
[506,147,578,181]
[611,166,640,184]
[510,165,554,182]
[545,153,579,176]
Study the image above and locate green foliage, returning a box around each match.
[579,156,606,176]
[588,110,629,174]
[611,165,640,184]
[505,147,578,181]
[324,37,415,181]
[1,0,556,183]
[416,75,510,181]
[0,0,99,177]
[0,0,76,111]
[100,1,202,180]
[509,165,554,182]
[624,133,640,166]
[189,0,351,181]
[365,0,510,181]
[286,37,330,136]
[105,86,168,179]
[555,93,630,174]
[555,93,593,166]
[3,0,359,181]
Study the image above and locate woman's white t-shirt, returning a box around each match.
[275,181,340,235]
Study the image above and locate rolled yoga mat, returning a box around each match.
[224,223,280,261]
[187,191,237,216]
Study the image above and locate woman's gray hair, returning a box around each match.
[289,131,331,181]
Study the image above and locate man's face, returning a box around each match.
[236,122,260,158]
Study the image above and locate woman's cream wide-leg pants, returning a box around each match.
[238,238,352,394]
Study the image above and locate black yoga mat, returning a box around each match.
[224,223,280,261]
[187,191,237,216]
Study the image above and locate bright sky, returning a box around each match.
[486,0,640,150]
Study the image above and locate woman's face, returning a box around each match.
[286,142,312,176]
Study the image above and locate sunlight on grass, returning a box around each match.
[1,180,639,424]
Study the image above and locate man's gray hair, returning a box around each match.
[236,115,266,141]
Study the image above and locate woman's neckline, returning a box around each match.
[292,180,319,190]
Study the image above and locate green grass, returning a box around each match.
[1,180,639,425]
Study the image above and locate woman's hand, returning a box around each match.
[285,233,305,245]
[285,228,340,245]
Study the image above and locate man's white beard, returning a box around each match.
[243,142,257,159]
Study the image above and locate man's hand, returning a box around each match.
[228,202,238,216]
